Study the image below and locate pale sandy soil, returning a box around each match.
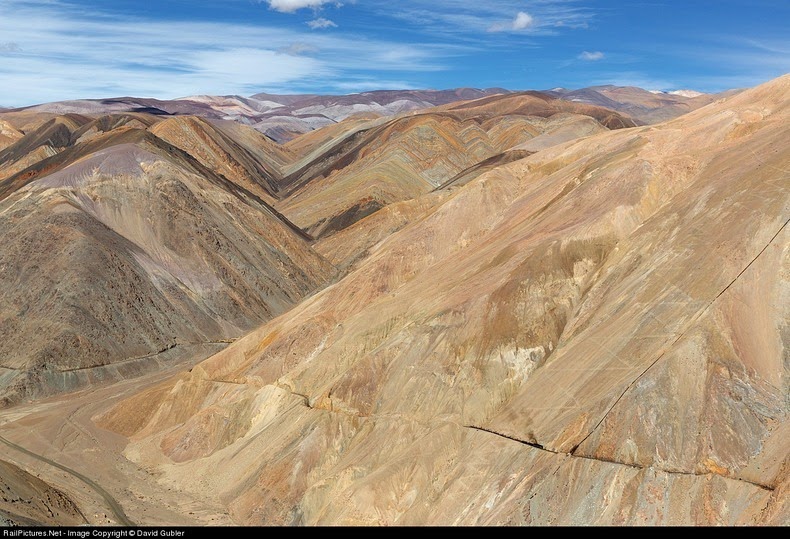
[0,344,235,526]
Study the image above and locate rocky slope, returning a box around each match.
[0,459,86,526]
[99,74,789,525]
[0,113,335,405]
[0,120,23,152]
[0,87,633,406]
[276,92,635,239]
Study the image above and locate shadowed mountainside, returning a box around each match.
[0,91,631,405]
[0,113,335,406]
[275,92,636,239]
[99,74,789,526]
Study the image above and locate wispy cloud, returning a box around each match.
[683,38,790,72]
[331,78,417,92]
[307,17,337,29]
[388,1,594,38]
[578,50,604,61]
[488,11,535,33]
[640,36,790,90]
[0,42,22,53]
[740,38,790,55]
[278,42,320,56]
[266,0,331,13]
[0,0,450,106]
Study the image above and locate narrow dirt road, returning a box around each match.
[0,434,135,526]
[0,343,233,526]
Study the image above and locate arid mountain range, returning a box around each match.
[0,76,786,526]
[4,85,729,143]
[545,85,740,124]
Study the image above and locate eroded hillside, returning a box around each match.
[0,91,628,405]
[0,114,334,405]
[1,76,786,526]
[95,76,789,524]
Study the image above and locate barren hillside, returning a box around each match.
[94,75,789,525]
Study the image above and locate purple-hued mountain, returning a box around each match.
[8,85,729,142]
[543,85,739,124]
[11,88,508,143]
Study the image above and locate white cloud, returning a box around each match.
[0,1,451,106]
[190,48,320,81]
[267,0,329,13]
[388,2,592,37]
[488,11,536,33]
[579,50,604,61]
[308,18,337,29]
[332,78,415,92]
[512,12,534,30]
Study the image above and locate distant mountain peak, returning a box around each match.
[10,85,726,145]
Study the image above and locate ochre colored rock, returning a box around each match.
[97,76,789,524]
[0,459,86,526]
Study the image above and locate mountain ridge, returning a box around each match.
[92,73,789,525]
[3,85,726,143]
[0,74,786,526]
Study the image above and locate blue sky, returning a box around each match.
[0,0,788,106]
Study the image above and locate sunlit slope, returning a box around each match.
[100,75,789,525]
[277,93,634,239]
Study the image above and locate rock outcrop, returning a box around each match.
[0,459,86,526]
